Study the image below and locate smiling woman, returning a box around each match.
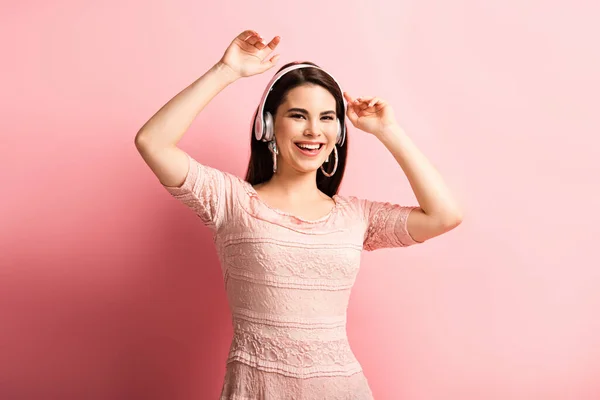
[270,84,337,162]
[134,29,462,399]
[289,109,333,147]
[246,61,349,195]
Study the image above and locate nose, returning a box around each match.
[304,119,323,136]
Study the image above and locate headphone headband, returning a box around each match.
[253,63,347,146]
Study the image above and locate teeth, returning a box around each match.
[297,143,321,150]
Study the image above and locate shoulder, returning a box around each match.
[185,155,245,189]
[335,194,371,208]
[332,194,369,218]
[334,194,417,222]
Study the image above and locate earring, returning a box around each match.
[269,140,278,173]
[320,145,338,177]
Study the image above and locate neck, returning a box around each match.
[265,164,325,202]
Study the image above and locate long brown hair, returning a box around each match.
[244,61,349,197]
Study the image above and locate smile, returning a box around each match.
[294,143,324,156]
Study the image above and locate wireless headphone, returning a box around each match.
[253,63,347,147]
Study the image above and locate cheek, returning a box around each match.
[274,119,297,137]
[326,125,338,141]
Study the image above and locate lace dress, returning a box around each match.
[162,153,422,399]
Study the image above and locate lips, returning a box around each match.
[295,142,324,149]
[294,142,324,156]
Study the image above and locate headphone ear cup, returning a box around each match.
[336,118,342,144]
[264,112,274,142]
[254,113,263,141]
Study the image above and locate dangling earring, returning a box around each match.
[269,140,278,173]
[320,145,338,177]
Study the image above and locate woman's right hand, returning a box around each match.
[218,30,281,79]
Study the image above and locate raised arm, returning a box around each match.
[134,30,281,187]
[343,92,463,244]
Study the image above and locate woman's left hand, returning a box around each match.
[343,92,398,137]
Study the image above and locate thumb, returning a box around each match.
[344,92,359,124]
[260,54,281,72]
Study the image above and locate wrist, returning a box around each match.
[213,61,241,84]
[376,123,405,141]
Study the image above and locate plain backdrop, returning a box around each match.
[1,1,599,399]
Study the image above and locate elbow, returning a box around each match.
[134,130,150,147]
[134,130,160,152]
[432,208,463,229]
[442,212,463,229]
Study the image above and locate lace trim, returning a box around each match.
[243,181,340,224]
[232,308,346,330]
[162,153,223,229]
[228,278,351,317]
[227,354,363,379]
[228,322,359,379]
[222,235,363,251]
[221,237,363,284]
[220,361,374,399]
[232,176,354,234]
[364,203,419,250]
[226,268,355,291]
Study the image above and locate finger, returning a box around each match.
[346,108,358,124]
[356,96,374,104]
[254,38,268,49]
[255,35,279,50]
[237,30,259,41]
[346,99,359,124]
[265,36,281,50]
[370,98,387,108]
[353,96,371,109]
[259,54,281,72]
[355,100,373,115]
[246,35,262,45]
[347,94,366,120]
[367,97,379,107]
[343,91,355,103]
[372,99,388,112]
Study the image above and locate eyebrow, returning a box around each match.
[286,108,336,116]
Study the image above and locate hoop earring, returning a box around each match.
[269,140,278,173]
[320,145,338,177]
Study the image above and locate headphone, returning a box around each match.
[253,63,347,147]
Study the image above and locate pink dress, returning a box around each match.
[163,153,422,399]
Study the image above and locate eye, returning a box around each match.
[289,114,335,121]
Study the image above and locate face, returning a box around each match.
[272,84,338,174]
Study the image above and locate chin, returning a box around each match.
[291,160,323,174]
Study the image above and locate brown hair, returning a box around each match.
[244,61,348,197]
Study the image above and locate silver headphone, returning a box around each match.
[253,63,347,146]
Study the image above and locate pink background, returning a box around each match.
[2,1,599,399]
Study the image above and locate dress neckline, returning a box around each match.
[245,182,340,224]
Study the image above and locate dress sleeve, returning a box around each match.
[362,199,422,251]
[161,152,229,232]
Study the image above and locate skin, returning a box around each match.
[238,30,463,240]
[136,28,463,241]
[253,84,340,221]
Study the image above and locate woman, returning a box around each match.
[135,30,462,399]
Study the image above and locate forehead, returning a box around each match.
[282,84,336,107]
